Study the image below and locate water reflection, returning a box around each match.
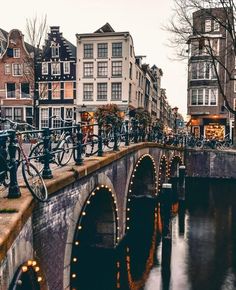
[75,179,236,290]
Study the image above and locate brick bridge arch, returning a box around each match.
[0,144,184,290]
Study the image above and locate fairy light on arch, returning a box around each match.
[167,154,183,180]
[13,259,43,286]
[71,184,120,281]
[126,153,158,232]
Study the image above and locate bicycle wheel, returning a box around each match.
[28,142,44,173]
[58,136,74,166]
[22,162,48,202]
[106,131,121,149]
[85,134,99,156]
[0,153,9,188]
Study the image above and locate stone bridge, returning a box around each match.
[0,143,184,290]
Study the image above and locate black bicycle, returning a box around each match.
[29,116,74,173]
[0,118,48,202]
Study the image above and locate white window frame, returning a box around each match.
[52,108,61,128]
[190,87,218,106]
[191,61,218,80]
[63,61,70,74]
[213,20,220,32]
[40,108,49,129]
[51,46,60,57]
[51,62,61,75]
[12,63,23,76]
[13,48,20,58]
[4,64,11,75]
[205,19,211,32]
[42,62,48,75]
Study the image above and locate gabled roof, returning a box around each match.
[94,23,115,33]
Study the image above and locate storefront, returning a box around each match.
[189,117,228,140]
[203,118,227,140]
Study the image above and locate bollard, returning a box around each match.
[125,120,129,146]
[8,130,21,198]
[97,121,103,157]
[160,183,172,239]
[42,128,53,179]
[75,124,83,165]
[178,165,186,201]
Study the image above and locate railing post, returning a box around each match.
[8,130,21,198]
[113,123,119,151]
[97,121,103,157]
[134,120,138,143]
[74,123,83,165]
[125,120,129,146]
[42,128,53,179]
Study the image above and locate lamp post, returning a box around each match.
[172,106,178,134]
[79,104,87,122]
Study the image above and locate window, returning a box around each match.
[83,83,93,101]
[5,108,12,120]
[42,62,48,75]
[112,61,122,77]
[39,83,48,99]
[14,108,23,121]
[130,45,133,57]
[41,108,49,128]
[52,108,61,128]
[26,107,33,124]
[205,89,209,105]
[205,19,211,32]
[52,82,60,99]
[97,83,107,100]
[214,20,220,31]
[51,46,59,57]
[112,43,122,57]
[210,89,217,105]
[5,64,11,75]
[97,62,108,77]
[97,43,108,58]
[129,83,132,102]
[63,62,70,74]
[64,82,74,99]
[21,83,30,98]
[190,88,217,106]
[83,62,93,78]
[191,62,217,80]
[65,108,73,121]
[12,64,22,76]
[13,48,20,58]
[111,83,122,100]
[51,62,60,75]
[129,62,133,79]
[6,83,16,98]
[84,44,93,59]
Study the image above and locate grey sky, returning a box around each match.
[2,0,188,117]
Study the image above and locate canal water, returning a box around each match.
[77,178,236,290]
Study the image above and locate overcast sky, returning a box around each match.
[2,0,188,117]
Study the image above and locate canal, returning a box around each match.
[76,178,236,290]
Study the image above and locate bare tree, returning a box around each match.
[24,15,48,126]
[166,0,236,144]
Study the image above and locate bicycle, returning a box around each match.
[29,116,74,173]
[0,118,48,202]
[73,121,100,162]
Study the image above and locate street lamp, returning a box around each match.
[172,106,179,133]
